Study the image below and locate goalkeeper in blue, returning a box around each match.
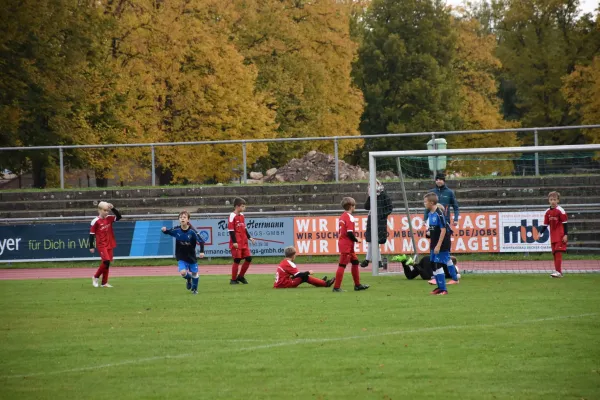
[161,210,205,295]
[424,192,451,295]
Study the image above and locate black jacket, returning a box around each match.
[364,191,393,244]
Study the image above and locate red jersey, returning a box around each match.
[274,259,299,288]
[90,215,117,250]
[228,212,248,250]
[544,206,567,243]
[338,211,356,253]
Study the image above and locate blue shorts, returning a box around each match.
[178,260,198,274]
[430,250,451,265]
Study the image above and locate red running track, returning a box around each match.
[0,260,599,280]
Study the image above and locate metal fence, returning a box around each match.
[1,124,599,189]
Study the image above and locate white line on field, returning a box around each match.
[2,313,596,379]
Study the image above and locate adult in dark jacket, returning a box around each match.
[360,180,393,268]
[423,174,459,227]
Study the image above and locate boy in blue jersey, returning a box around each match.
[161,210,205,295]
[424,193,451,295]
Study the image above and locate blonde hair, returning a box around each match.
[424,192,438,204]
[548,191,560,200]
[97,201,110,211]
[341,197,356,210]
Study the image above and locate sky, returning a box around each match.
[446,0,599,15]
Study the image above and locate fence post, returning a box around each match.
[432,133,437,180]
[334,137,339,183]
[242,141,247,184]
[59,147,64,189]
[151,145,156,186]
[534,129,539,176]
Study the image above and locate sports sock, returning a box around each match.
[94,262,104,279]
[192,276,199,291]
[183,271,191,280]
[434,266,447,291]
[447,263,459,281]
[239,261,251,277]
[333,266,345,289]
[307,276,326,287]
[231,263,240,280]
[351,265,360,286]
[554,252,563,274]
[101,266,110,285]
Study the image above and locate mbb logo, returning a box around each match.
[503,219,549,244]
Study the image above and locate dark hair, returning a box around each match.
[233,197,247,208]
[341,197,356,210]
[179,210,191,219]
[435,174,446,181]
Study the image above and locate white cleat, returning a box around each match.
[550,272,563,278]
[101,283,113,288]
[92,277,99,287]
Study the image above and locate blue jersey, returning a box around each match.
[162,225,205,264]
[428,208,451,252]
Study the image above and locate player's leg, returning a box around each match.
[237,249,251,284]
[189,263,199,294]
[402,262,421,280]
[351,253,369,290]
[360,242,371,268]
[446,256,459,283]
[306,276,327,287]
[230,248,241,284]
[333,254,349,292]
[431,252,449,295]
[551,243,565,277]
[93,256,103,287]
[178,261,192,290]
[101,249,114,287]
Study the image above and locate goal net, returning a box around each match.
[366,144,600,276]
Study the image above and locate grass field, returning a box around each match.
[1,274,600,400]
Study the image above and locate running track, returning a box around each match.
[1,260,599,280]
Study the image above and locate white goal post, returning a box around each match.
[367,143,600,276]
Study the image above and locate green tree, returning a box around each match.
[563,56,600,145]
[353,0,462,161]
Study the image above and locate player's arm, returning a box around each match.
[110,205,122,221]
[89,233,96,250]
[161,226,177,236]
[193,230,205,254]
[560,209,568,242]
[346,231,360,243]
[246,228,256,244]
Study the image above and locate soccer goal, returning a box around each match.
[367,143,600,276]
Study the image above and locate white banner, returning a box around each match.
[498,211,551,252]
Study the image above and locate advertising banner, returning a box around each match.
[293,212,500,255]
[191,217,294,258]
[498,211,551,252]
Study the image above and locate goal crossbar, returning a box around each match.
[367,143,600,276]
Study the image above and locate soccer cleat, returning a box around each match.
[101,283,113,288]
[391,254,407,263]
[325,277,336,287]
[230,279,239,285]
[354,284,370,291]
[406,256,414,265]
[550,272,563,278]
[332,288,344,292]
[192,289,198,295]
[430,288,442,295]
[428,278,437,285]
[321,276,328,282]
[447,280,459,285]
[436,290,448,296]
[92,277,99,288]
[186,279,192,290]
[360,260,369,268]
[236,276,249,284]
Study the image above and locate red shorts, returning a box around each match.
[274,278,303,289]
[551,241,567,253]
[339,252,359,266]
[231,247,251,259]
[98,248,114,262]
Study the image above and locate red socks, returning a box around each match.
[231,263,240,280]
[351,265,360,286]
[239,261,251,277]
[554,252,563,274]
[94,262,104,279]
[95,262,110,285]
[307,276,326,287]
[333,266,345,289]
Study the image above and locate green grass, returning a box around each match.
[1,274,599,400]
[1,252,598,269]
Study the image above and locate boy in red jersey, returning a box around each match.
[228,197,256,285]
[539,191,568,278]
[274,246,335,288]
[90,201,122,288]
[332,197,369,292]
